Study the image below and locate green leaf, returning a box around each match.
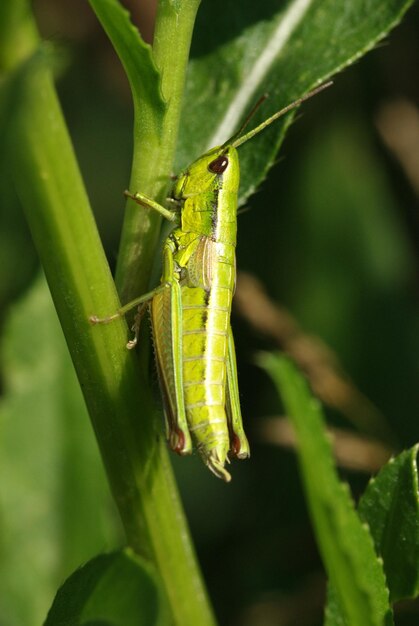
[0,274,120,626]
[44,549,170,626]
[177,0,414,204]
[88,0,165,121]
[258,353,393,626]
[324,446,419,623]
[359,445,419,602]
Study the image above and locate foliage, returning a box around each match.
[0,0,417,624]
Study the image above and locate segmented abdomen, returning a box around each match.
[182,242,235,454]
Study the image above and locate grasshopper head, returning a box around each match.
[172,144,240,200]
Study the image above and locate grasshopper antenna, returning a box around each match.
[225,94,268,146]
[231,81,333,149]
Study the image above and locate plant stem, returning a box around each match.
[2,2,215,624]
[115,0,202,304]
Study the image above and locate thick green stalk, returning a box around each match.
[2,2,215,624]
[115,0,201,303]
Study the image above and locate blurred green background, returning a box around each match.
[1,1,418,625]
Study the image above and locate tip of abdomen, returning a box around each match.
[205,448,232,482]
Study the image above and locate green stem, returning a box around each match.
[2,2,214,624]
[115,0,201,304]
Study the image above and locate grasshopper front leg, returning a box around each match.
[124,190,179,223]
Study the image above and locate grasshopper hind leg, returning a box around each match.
[226,326,250,460]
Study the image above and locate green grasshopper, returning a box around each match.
[91,82,331,481]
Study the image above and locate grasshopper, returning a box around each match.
[91,82,332,481]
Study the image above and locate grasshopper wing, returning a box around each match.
[151,241,192,455]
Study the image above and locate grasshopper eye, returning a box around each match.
[208,155,229,174]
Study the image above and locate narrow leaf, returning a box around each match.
[258,353,393,626]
